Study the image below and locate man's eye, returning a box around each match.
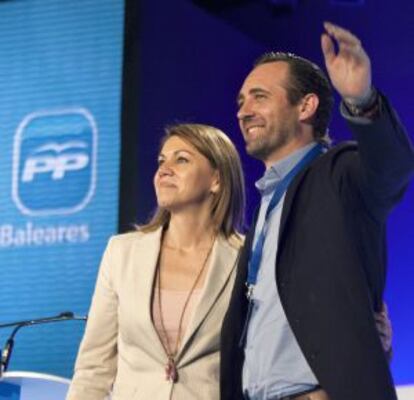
[254,93,266,100]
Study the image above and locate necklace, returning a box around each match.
[156,238,215,383]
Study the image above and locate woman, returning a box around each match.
[66,123,245,400]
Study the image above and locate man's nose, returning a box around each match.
[237,99,254,121]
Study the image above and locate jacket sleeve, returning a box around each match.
[66,237,119,400]
[338,93,414,221]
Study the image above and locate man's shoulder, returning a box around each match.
[310,141,358,170]
[324,141,358,158]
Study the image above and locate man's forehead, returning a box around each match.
[239,61,290,94]
[247,61,289,83]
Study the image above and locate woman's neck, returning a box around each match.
[164,212,216,251]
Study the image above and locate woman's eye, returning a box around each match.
[157,158,164,166]
[177,156,189,163]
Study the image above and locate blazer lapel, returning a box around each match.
[277,159,316,252]
[177,235,239,358]
[131,227,166,362]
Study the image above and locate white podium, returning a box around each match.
[0,371,70,400]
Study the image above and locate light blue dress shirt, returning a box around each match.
[243,143,319,400]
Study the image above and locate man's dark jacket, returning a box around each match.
[220,96,414,400]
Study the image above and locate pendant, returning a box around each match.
[165,357,178,383]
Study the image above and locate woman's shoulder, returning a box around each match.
[224,231,245,251]
[107,227,161,249]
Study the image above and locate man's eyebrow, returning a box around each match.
[249,87,271,95]
[237,87,272,104]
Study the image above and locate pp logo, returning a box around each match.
[12,109,97,216]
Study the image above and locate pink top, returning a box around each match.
[152,288,202,353]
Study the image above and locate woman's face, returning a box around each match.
[154,136,219,213]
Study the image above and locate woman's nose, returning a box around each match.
[158,163,173,177]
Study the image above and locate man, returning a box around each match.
[220,22,414,400]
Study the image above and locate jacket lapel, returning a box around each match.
[278,158,318,251]
[177,235,239,359]
[131,227,166,361]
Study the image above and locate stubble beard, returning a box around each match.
[245,127,291,162]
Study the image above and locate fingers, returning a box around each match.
[321,33,335,64]
[322,21,369,70]
[375,312,388,324]
[320,21,372,100]
[324,21,361,48]
[374,308,392,346]
[375,318,392,352]
[321,22,365,62]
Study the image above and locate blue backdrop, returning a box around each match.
[0,0,124,378]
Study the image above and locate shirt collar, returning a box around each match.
[255,142,317,196]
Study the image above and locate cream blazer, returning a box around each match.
[66,228,242,400]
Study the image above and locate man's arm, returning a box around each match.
[321,23,409,361]
[321,22,413,215]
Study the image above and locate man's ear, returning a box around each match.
[298,93,319,122]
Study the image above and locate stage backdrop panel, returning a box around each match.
[0,0,124,378]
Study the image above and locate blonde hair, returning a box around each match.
[140,123,245,237]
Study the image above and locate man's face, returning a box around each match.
[237,61,302,165]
